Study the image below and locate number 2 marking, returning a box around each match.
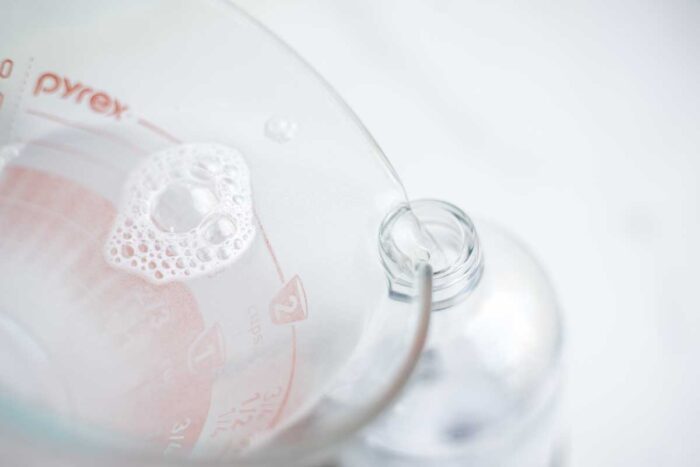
[273,296,298,319]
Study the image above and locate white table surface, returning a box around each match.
[236,1,700,465]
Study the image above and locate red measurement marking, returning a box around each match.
[188,323,226,375]
[211,388,281,440]
[269,275,308,325]
[26,108,145,155]
[253,210,285,284]
[268,326,297,429]
[163,417,193,456]
[26,139,92,159]
[0,59,13,79]
[251,210,299,430]
[137,118,182,144]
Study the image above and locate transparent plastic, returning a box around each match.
[354,200,564,466]
[0,1,431,466]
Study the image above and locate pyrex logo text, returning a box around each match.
[33,72,129,120]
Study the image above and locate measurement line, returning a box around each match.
[268,326,297,429]
[136,117,182,144]
[26,108,145,155]
[9,57,34,141]
[253,211,285,284]
[252,210,299,429]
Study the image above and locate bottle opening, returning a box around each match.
[379,199,483,310]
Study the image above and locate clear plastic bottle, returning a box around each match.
[345,199,564,467]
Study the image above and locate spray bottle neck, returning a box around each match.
[379,199,483,310]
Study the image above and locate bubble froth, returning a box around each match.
[106,143,255,283]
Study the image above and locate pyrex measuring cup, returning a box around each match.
[0,1,432,465]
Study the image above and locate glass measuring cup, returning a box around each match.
[0,1,432,465]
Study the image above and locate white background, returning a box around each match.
[235,1,699,465]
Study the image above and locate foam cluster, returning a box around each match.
[105,143,255,283]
